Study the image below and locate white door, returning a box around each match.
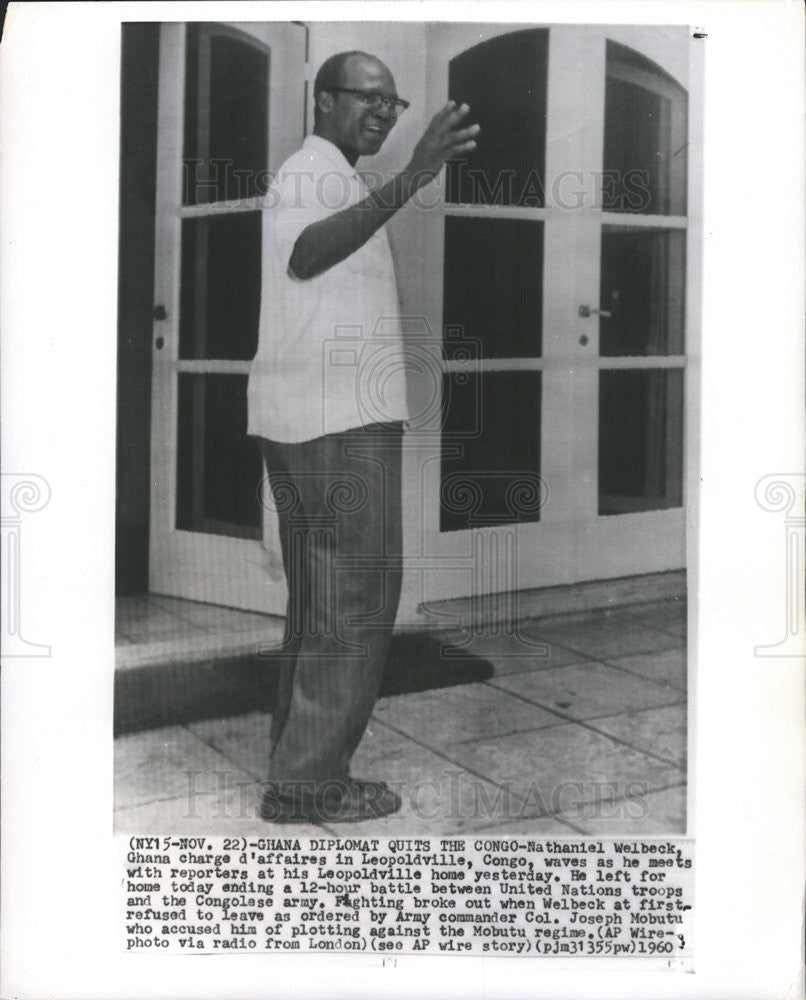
[410,24,697,608]
[149,21,306,612]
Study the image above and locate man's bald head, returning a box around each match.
[310,51,400,164]
[313,51,393,125]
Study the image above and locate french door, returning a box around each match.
[149,22,305,612]
[148,21,698,617]
[410,24,698,609]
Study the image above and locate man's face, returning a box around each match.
[325,56,400,162]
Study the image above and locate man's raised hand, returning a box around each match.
[405,101,480,190]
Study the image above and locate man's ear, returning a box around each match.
[316,91,335,117]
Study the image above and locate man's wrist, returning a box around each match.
[363,167,435,215]
[367,170,417,212]
[398,165,434,201]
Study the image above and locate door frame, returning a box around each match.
[148,21,306,613]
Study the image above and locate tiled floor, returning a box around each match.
[115,595,687,836]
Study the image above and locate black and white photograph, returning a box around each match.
[1,1,803,996]
[114,19,698,835]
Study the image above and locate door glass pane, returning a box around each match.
[603,40,688,216]
[599,226,685,356]
[598,369,683,515]
[446,28,548,207]
[184,24,269,205]
[176,373,262,538]
[179,211,261,361]
[441,371,542,532]
[443,217,543,360]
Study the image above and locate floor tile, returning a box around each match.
[373,682,563,748]
[188,713,422,787]
[607,648,687,692]
[464,815,587,836]
[188,711,272,780]
[150,595,275,634]
[625,601,688,637]
[345,734,521,834]
[443,725,684,818]
[115,624,287,671]
[115,779,325,837]
[586,705,687,766]
[491,662,684,721]
[116,603,198,644]
[433,628,584,676]
[360,718,424,756]
[564,783,687,836]
[522,604,647,631]
[115,594,156,622]
[521,618,684,660]
[114,725,254,809]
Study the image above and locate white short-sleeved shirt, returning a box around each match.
[247,136,410,443]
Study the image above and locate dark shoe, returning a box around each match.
[260,778,401,823]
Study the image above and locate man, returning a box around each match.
[247,51,479,823]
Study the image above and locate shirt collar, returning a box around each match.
[303,135,358,178]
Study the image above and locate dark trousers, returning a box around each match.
[257,423,403,784]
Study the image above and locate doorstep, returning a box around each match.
[116,569,685,672]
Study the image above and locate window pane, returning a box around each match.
[598,369,683,515]
[184,24,269,204]
[446,29,548,207]
[443,217,543,360]
[599,227,685,357]
[179,212,261,361]
[176,373,262,537]
[603,40,688,216]
[441,371,542,532]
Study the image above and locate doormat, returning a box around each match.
[114,633,494,736]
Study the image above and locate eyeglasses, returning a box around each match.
[328,87,410,116]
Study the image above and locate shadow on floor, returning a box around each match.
[114,633,494,737]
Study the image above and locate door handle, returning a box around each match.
[153,304,168,320]
[579,305,612,319]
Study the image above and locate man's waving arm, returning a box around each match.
[288,102,480,280]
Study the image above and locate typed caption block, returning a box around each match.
[123,837,694,959]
